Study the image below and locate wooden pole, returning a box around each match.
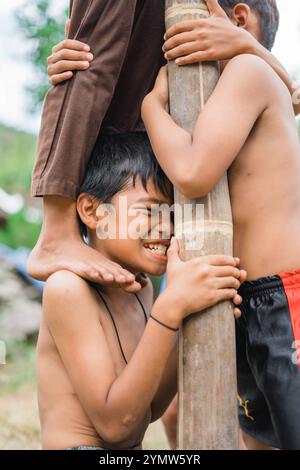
[165,0,238,449]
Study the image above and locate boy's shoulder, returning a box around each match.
[44,270,154,316]
[220,54,283,106]
[227,53,271,72]
[223,54,276,85]
[44,270,90,298]
[43,270,95,317]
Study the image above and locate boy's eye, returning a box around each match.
[134,207,155,215]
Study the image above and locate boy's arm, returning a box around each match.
[150,336,178,423]
[141,55,271,199]
[44,271,179,447]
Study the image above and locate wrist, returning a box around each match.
[152,293,183,330]
[242,30,262,55]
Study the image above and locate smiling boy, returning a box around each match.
[37,132,244,450]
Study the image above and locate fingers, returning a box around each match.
[211,265,241,279]
[164,41,201,62]
[48,59,91,78]
[175,50,216,65]
[167,237,180,262]
[52,39,90,54]
[216,276,241,290]
[206,0,227,17]
[239,269,247,283]
[233,308,242,319]
[163,31,196,52]
[49,71,73,86]
[164,19,203,40]
[48,49,93,65]
[233,293,243,319]
[215,288,238,302]
[233,294,243,306]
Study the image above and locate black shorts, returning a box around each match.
[237,270,300,450]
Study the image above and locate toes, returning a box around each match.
[97,267,114,282]
[123,281,142,293]
[84,269,102,282]
[114,271,135,285]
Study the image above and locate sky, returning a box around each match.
[0,0,299,135]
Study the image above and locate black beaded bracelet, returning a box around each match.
[150,314,179,332]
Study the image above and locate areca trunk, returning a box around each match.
[165,0,238,449]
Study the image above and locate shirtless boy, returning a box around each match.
[141,2,300,451]
[37,132,244,450]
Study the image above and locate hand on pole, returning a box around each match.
[163,0,253,65]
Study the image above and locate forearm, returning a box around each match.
[102,298,180,440]
[248,40,300,116]
[142,93,194,191]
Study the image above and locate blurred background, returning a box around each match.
[0,0,299,450]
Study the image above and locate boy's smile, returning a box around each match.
[143,239,170,262]
[81,178,174,278]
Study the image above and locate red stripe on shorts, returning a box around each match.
[279,270,300,367]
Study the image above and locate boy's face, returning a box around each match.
[89,178,174,277]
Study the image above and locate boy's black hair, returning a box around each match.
[79,132,173,236]
[219,0,279,51]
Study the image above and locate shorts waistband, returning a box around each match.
[238,269,300,298]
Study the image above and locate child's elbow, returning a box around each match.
[176,175,211,200]
[172,161,213,199]
[96,414,140,447]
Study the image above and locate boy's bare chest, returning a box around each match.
[97,296,148,374]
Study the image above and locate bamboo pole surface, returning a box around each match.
[165,0,238,450]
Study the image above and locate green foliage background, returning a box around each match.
[16,0,67,112]
[0,124,36,193]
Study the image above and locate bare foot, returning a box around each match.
[27,236,145,293]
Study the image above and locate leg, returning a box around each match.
[161,394,178,450]
[27,196,143,292]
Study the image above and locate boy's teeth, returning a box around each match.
[145,244,167,255]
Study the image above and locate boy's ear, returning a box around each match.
[77,193,99,231]
[230,3,251,28]
[230,3,261,44]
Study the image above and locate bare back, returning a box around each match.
[228,63,300,279]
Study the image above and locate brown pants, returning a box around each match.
[32,0,165,199]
